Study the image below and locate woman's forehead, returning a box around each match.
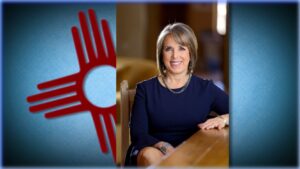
[163,34,187,46]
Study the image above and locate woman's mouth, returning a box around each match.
[170,61,182,68]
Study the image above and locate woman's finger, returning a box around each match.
[199,121,214,129]
[199,116,226,130]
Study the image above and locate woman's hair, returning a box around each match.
[156,22,198,76]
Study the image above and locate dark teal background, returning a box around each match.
[230,4,298,166]
[3,4,116,166]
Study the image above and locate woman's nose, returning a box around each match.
[171,50,179,59]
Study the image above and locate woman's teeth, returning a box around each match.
[170,61,182,66]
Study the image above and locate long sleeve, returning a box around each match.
[130,83,159,150]
[210,82,229,115]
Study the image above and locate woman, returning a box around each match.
[126,23,229,166]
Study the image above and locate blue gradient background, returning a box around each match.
[230,4,298,166]
[3,4,116,166]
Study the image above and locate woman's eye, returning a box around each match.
[164,47,172,51]
[179,46,186,51]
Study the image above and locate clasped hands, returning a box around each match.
[198,114,229,130]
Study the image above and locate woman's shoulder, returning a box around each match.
[191,74,213,87]
[192,75,226,93]
[136,76,158,88]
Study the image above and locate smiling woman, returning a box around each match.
[126,23,229,167]
[162,35,190,76]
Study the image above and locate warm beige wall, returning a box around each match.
[187,4,214,31]
[145,5,161,60]
[117,4,148,58]
[117,4,161,60]
[186,4,214,72]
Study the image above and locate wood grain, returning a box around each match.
[157,128,229,167]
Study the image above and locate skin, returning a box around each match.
[198,114,229,130]
[137,34,229,166]
[137,147,164,166]
[162,34,190,84]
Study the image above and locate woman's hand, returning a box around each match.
[198,114,229,130]
[154,141,175,155]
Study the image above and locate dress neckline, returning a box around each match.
[156,75,193,91]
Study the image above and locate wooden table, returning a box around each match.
[157,128,229,167]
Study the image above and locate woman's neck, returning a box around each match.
[164,72,190,88]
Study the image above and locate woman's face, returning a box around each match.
[162,35,190,76]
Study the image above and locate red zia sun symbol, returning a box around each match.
[26,9,116,162]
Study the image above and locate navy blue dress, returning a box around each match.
[125,75,229,165]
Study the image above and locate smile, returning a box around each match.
[170,61,182,66]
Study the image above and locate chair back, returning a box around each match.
[120,80,136,165]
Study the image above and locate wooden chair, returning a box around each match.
[120,80,136,166]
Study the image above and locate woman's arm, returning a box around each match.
[198,82,229,130]
[154,141,175,155]
[130,83,160,150]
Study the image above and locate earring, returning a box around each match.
[188,62,193,74]
[162,65,167,74]
[163,69,167,74]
